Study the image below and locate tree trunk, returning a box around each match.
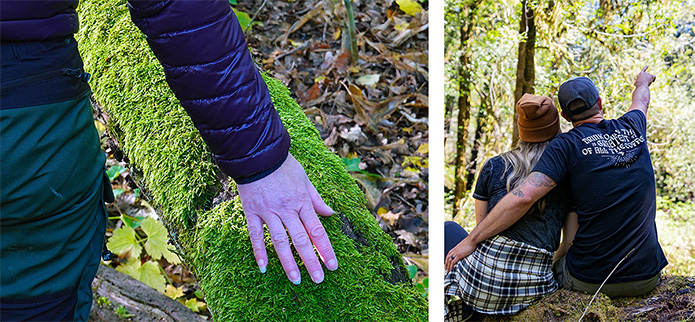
[452,3,478,219]
[76,1,427,321]
[513,1,537,147]
[465,101,487,192]
[89,266,207,322]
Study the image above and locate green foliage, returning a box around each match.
[114,305,133,319]
[655,198,695,276]
[106,165,127,181]
[342,157,362,171]
[232,8,261,31]
[107,225,142,258]
[116,258,166,292]
[76,1,427,321]
[407,265,428,297]
[106,216,181,292]
[445,0,695,219]
[96,296,111,307]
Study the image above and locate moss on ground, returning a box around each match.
[76,1,427,321]
[454,275,695,321]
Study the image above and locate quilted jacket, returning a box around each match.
[0,0,291,183]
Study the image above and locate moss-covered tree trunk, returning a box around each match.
[452,3,478,219]
[512,0,536,147]
[76,1,427,321]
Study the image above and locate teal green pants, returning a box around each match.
[1,37,110,321]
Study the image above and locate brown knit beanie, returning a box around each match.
[516,93,560,143]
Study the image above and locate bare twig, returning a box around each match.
[578,248,636,322]
[343,0,358,62]
[244,0,267,33]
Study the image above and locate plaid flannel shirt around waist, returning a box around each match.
[444,234,557,315]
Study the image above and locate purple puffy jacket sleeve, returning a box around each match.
[127,0,290,183]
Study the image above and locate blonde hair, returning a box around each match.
[501,141,549,192]
[500,141,551,213]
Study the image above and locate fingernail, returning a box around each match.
[327,258,338,271]
[290,271,301,285]
[311,270,324,284]
[258,259,266,273]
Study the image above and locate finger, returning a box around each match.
[444,249,454,273]
[265,215,302,285]
[299,205,338,271]
[246,213,268,273]
[284,209,326,283]
[307,180,334,217]
[641,66,649,73]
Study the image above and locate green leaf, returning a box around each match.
[341,157,362,172]
[141,217,181,264]
[406,264,418,279]
[162,245,182,264]
[422,277,429,288]
[115,257,141,277]
[395,0,422,16]
[194,290,205,300]
[232,8,261,31]
[112,188,125,198]
[228,0,237,5]
[141,217,169,260]
[106,165,126,181]
[114,306,132,318]
[183,298,207,313]
[107,225,142,258]
[121,214,145,229]
[140,261,165,292]
[117,259,166,292]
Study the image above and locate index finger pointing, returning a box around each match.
[641,66,649,73]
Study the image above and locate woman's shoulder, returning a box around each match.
[483,155,506,168]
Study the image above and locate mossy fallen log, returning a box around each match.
[89,266,207,322]
[76,1,427,321]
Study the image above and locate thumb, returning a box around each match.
[307,180,334,216]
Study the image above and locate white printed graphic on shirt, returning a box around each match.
[579,128,644,166]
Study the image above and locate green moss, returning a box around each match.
[76,1,427,321]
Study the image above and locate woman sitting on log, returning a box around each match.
[444,94,577,320]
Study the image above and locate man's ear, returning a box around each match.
[598,97,603,110]
[561,111,571,122]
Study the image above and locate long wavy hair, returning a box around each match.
[500,141,551,213]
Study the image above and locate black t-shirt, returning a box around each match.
[533,110,667,284]
[473,155,568,252]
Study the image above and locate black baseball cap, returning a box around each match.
[558,77,600,117]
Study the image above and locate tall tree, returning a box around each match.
[513,0,537,146]
[452,2,479,218]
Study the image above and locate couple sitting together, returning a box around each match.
[444,67,668,319]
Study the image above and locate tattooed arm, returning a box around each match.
[445,172,557,271]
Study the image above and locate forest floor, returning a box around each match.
[98,0,428,318]
[448,275,695,321]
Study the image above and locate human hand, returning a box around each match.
[236,153,338,284]
[634,66,656,88]
[445,238,477,272]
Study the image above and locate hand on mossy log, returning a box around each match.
[237,153,338,284]
[76,0,428,320]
